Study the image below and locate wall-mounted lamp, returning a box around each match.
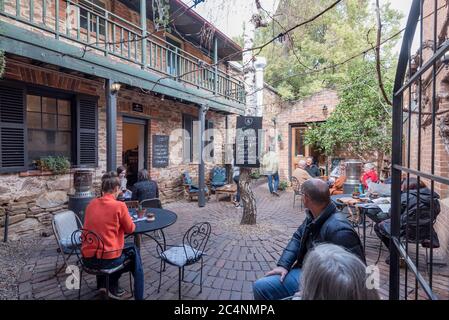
[110,82,122,94]
[441,51,449,69]
[161,94,165,101]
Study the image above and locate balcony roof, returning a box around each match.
[118,0,243,62]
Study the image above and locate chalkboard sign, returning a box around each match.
[132,103,143,113]
[235,116,263,168]
[152,135,169,168]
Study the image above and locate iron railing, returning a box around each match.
[0,0,245,103]
[391,0,449,300]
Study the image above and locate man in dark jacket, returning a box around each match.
[253,179,364,300]
[305,157,320,177]
[131,169,159,203]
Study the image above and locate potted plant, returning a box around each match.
[37,156,71,175]
[278,180,289,192]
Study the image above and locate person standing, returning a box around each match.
[262,148,280,197]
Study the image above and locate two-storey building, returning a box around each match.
[0,0,245,239]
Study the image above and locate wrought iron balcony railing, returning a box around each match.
[0,0,245,104]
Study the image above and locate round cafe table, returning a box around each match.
[127,208,177,251]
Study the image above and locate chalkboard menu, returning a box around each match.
[152,135,169,168]
[235,116,263,168]
[132,103,143,113]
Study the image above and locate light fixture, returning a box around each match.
[442,51,449,69]
[110,82,121,94]
[161,94,165,101]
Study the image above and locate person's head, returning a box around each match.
[306,157,314,166]
[298,160,307,169]
[138,169,150,182]
[301,178,330,216]
[101,173,121,197]
[117,166,127,179]
[301,243,380,300]
[363,163,375,173]
[401,177,427,192]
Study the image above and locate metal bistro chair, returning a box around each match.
[291,177,304,210]
[71,229,133,300]
[52,210,83,275]
[156,222,211,300]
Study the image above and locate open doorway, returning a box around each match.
[122,117,147,187]
[289,124,326,177]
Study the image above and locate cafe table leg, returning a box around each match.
[134,234,142,249]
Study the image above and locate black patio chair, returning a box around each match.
[156,222,211,300]
[291,177,303,210]
[71,229,133,300]
[140,198,162,209]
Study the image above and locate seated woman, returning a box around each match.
[297,243,379,300]
[361,163,379,190]
[117,166,132,200]
[131,169,159,203]
[329,162,346,195]
[374,178,440,263]
[82,172,144,299]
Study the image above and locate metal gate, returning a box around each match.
[391,0,449,300]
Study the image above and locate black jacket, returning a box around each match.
[277,202,365,270]
[131,180,159,203]
[399,188,440,239]
[306,164,320,177]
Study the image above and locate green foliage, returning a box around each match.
[256,0,403,100]
[152,0,171,32]
[250,169,261,179]
[36,156,71,175]
[278,180,289,191]
[304,60,393,161]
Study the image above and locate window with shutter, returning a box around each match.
[77,96,98,166]
[0,84,27,172]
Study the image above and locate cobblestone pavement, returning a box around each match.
[12,181,449,300]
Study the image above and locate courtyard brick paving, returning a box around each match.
[15,181,449,300]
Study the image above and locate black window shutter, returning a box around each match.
[206,120,214,159]
[182,114,192,163]
[76,96,98,166]
[0,83,27,172]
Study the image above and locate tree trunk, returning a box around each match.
[240,0,259,225]
[239,168,257,225]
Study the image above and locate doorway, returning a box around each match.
[289,124,326,177]
[122,117,148,187]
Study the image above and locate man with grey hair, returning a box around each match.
[292,160,312,185]
[253,178,364,300]
[305,157,320,177]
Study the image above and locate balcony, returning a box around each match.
[0,0,245,106]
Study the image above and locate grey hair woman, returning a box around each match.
[300,243,380,300]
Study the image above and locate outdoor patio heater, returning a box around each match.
[68,167,96,223]
[343,160,362,194]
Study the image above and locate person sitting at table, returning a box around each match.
[305,157,320,177]
[82,172,144,300]
[131,169,159,203]
[361,163,379,190]
[329,162,346,195]
[292,160,312,185]
[373,177,440,264]
[117,166,132,200]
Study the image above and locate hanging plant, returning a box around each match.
[152,0,171,32]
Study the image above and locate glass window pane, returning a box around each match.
[58,100,71,115]
[42,97,57,114]
[43,114,57,129]
[27,95,41,112]
[27,112,41,129]
[58,115,71,130]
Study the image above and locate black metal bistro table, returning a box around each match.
[127,208,177,251]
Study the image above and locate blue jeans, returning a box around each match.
[267,172,280,193]
[84,243,144,300]
[253,268,301,300]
